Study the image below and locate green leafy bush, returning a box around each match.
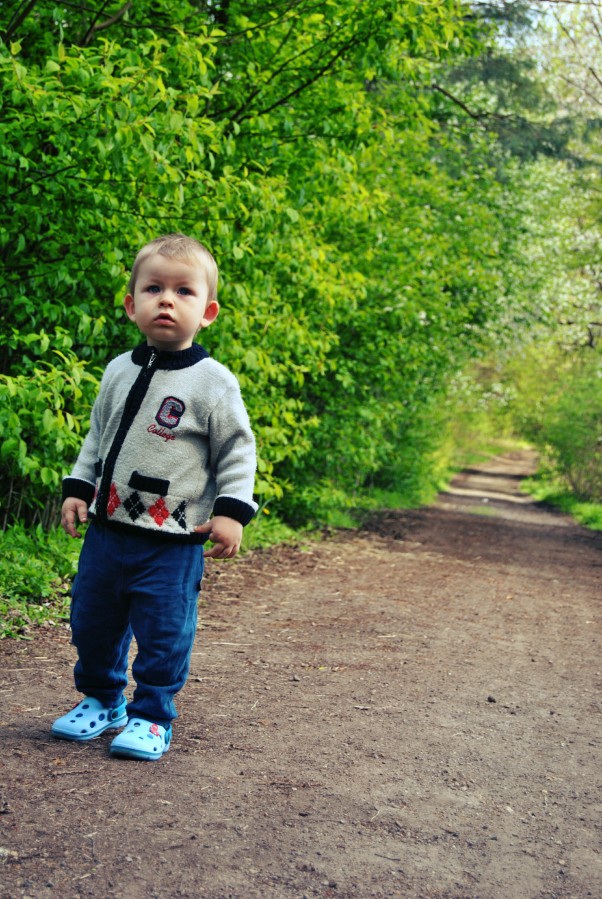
[0,524,81,638]
[0,341,100,526]
[1,1,521,534]
[501,348,602,502]
[4,1,580,639]
[543,364,602,500]
[521,470,602,530]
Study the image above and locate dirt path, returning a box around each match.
[1,451,601,899]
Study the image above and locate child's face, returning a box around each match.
[124,253,219,352]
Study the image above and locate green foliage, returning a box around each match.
[508,349,602,501]
[543,366,602,501]
[243,509,306,551]
[0,523,79,638]
[456,339,602,507]
[442,365,523,465]
[521,474,602,531]
[0,340,99,526]
[2,0,508,531]
[4,0,600,638]
[434,2,580,164]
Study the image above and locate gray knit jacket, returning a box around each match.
[62,343,257,543]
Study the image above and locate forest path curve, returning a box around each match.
[1,451,601,899]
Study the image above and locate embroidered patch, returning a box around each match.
[156,397,185,429]
[107,483,121,517]
[148,497,170,526]
[124,492,145,521]
[172,501,188,530]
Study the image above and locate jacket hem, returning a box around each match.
[89,515,210,544]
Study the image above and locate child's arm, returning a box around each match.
[198,378,257,557]
[195,516,243,559]
[61,497,89,538]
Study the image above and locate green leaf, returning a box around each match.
[42,409,55,433]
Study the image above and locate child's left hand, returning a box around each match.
[195,516,243,559]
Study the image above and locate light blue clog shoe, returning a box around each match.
[51,697,127,741]
[109,718,172,761]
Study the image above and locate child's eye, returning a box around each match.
[146,285,160,293]
[177,287,192,296]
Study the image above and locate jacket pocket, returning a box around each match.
[128,470,170,496]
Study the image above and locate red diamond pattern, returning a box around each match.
[107,483,122,517]
[149,497,170,526]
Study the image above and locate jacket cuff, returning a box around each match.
[62,477,96,506]
[213,496,257,526]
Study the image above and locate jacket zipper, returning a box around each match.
[95,348,159,521]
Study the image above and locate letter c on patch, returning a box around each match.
[156,396,185,429]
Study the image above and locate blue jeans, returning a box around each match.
[70,522,203,727]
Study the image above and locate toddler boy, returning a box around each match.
[51,233,257,760]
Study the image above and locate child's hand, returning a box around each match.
[61,497,89,538]
[195,516,243,559]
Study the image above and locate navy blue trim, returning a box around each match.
[89,514,210,544]
[213,496,256,526]
[131,342,209,370]
[129,470,170,496]
[94,349,160,522]
[63,477,96,505]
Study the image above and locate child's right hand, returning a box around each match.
[61,497,89,538]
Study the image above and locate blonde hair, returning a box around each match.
[128,233,218,303]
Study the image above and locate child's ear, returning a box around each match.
[200,300,220,328]
[124,294,136,322]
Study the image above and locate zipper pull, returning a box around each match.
[147,349,157,370]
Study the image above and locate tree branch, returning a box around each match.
[431,83,489,122]
[3,0,40,44]
[558,72,602,107]
[234,35,364,124]
[80,0,132,47]
[588,65,602,93]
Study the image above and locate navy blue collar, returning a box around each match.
[131,342,210,370]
